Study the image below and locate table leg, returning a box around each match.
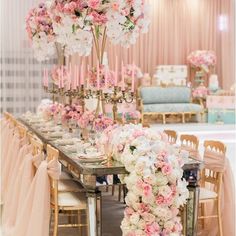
[87,191,101,236]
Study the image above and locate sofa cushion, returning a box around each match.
[140,87,191,104]
[143,103,202,113]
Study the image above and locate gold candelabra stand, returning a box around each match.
[44,83,135,122]
[103,86,134,121]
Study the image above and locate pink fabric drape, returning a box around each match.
[202,150,235,236]
[71,0,235,89]
[8,160,61,236]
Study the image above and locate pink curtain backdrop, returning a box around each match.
[71,0,235,89]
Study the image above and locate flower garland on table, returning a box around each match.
[99,124,189,235]
[187,50,216,73]
[26,2,56,61]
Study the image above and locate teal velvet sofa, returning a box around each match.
[138,87,204,124]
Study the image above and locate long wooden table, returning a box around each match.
[19,117,203,236]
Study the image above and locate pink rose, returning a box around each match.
[161,163,173,175]
[90,11,107,25]
[142,183,152,197]
[157,150,168,161]
[124,207,134,217]
[138,203,150,214]
[156,195,165,205]
[112,2,119,11]
[88,0,101,9]
[141,212,155,223]
[144,222,160,235]
[117,143,124,152]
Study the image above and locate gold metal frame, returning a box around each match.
[47,145,88,236]
[198,140,226,236]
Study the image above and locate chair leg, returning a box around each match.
[112,185,115,196]
[53,208,58,236]
[217,199,223,236]
[162,114,166,124]
[182,113,185,123]
[200,202,205,229]
[118,185,121,202]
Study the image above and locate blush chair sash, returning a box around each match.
[203,150,235,236]
[7,159,61,236]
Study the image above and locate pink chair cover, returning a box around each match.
[5,159,61,236]
[202,150,235,236]
[2,132,21,201]
[2,144,34,230]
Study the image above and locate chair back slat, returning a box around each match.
[164,130,177,144]
[180,134,199,150]
[202,140,226,194]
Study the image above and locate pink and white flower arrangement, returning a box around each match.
[88,65,115,89]
[26,2,56,61]
[98,124,189,235]
[187,50,216,73]
[93,114,114,132]
[61,103,83,124]
[77,110,95,129]
[123,64,143,79]
[42,102,63,121]
[192,84,209,98]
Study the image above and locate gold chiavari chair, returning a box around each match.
[198,140,226,236]
[164,129,177,144]
[47,145,88,236]
[180,134,200,159]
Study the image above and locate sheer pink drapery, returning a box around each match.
[71,0,235,89]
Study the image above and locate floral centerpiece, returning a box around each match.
[187,50,216,73]
[98,124,189,235]
[192,84,209,98]
[77,110,95,129]
[49,0,150,58]
[41,102,63,121]
[61,103,83,125]
[26,2,56,61]
[88,65,115,89]
[93,113,114,132]
[124,64,143,79]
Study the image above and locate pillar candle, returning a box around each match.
[115,56,118,86]
[72,66,76,90]
[121,61,125,91]
[45,68,49,87]
[131,63,135,92]
[105,67,108,89]
[43,68,46,87]
[80,61,84,85]
[57,68,61,89]
[97,62,100,90]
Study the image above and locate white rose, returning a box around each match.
[129,212,140,225]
